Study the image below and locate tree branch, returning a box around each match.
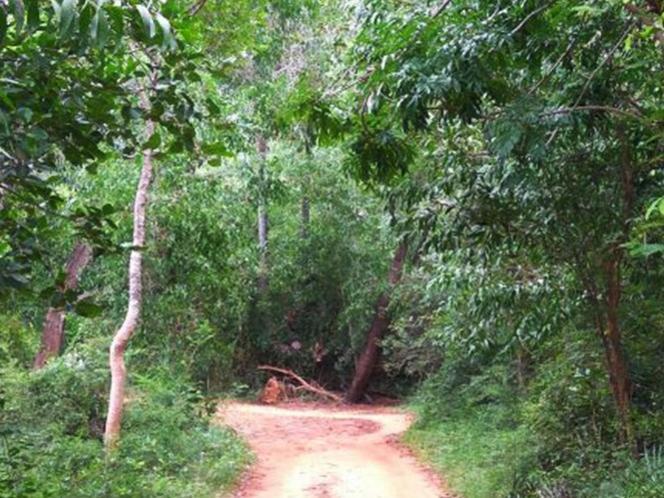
[188,0,207,16]
[431,0,453,18]
[258,365,342,402]
[510,1,557,37]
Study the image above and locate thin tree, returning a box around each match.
[33,242,92,369]
[256,135,269,294]
[104,65,157,450]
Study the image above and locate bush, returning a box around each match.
[0,341,249,498]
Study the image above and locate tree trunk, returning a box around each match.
[300,196,310,239]
[599,125,637,455]
[33,242,92,369]
[601,251,637,455]
[345,242,407,403]
[104,73,156,451]
[582,127,637,455]
[256,136,269,294]
[300,138,311,239]
[515,345,530,392]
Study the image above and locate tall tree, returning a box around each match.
[104,67,157,450]
[345,0,663,446]
[256,135,270,294]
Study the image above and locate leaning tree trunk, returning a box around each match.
[33,242,92,369]
[256,136,269,294]
[346,242,407,403]
[104,75,156,451]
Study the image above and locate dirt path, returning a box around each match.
[218,402,450,498]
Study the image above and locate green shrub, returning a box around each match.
[0,342,249,498]
[0,314,37,368]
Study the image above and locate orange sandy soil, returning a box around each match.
[217,401,453,498]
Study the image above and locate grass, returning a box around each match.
[403,404,534,498]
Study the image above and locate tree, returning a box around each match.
[256,135,270,295]
[0,1,177,292]
[33,242,92,369]
[346,241,407,402]
[346,0,663,447]
[104,64,157,450]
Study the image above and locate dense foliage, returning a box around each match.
[1,0,662,496]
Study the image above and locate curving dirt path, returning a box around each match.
[218,402,451,498]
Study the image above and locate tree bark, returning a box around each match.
[601,252,636,454]
[300,138,312,239]
[585,126,637,455]
[256,136,269,294]
[33,242,92,369]
[104,71,156,450]
[345,242,407,403]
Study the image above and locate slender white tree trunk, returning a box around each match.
[104,72,156,450]
[256,136,269,294]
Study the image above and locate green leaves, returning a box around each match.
[627,243,664,258]
[0,7,7,46]
[201,141,233,158]
[73,299,103,318]
[51,0,76,37]
[154,12,176,50]
[347,126,414,186]
[9,0,24,34]
[135,4,155,38]
[25,0,38,31]
[0,0,27,44]
[144,132,161,150]
[645,197,664,220]
[89,5,109,48]
[135,4,176,49]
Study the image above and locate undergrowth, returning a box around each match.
[0,340,250,498]
[404,342,664,498]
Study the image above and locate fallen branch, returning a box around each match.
[257,365,342,403]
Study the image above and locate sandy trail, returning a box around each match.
[218,402,450,498]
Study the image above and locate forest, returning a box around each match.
[0,1,663,497]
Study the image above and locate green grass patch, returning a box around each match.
[404,405,534,498]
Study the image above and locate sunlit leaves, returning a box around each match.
[277,75,347,145]
[135,4,154,38]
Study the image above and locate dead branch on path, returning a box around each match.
[257,365,342,403]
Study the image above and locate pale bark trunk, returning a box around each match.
[104,72,156,450]
[256,136,269,294]
[34,242,92,369]
[346,242,407,403]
